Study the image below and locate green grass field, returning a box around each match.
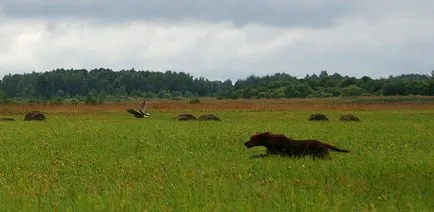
[0,110,433,211]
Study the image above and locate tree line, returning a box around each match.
[0,68,433,103]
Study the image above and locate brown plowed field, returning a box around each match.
[1,97,433,114]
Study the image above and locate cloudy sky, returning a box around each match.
[1,0,433,81]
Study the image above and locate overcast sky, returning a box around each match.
[1,0,433,81]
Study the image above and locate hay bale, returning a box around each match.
[339,114,361,121]
[175,113,196,121]
[308,113,329,121]
[24,110,38,120]
[24,110,46,121]
[0,117,15,121]
[176,116,193,121]
[197,114,221,121]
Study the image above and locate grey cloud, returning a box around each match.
[2,0,350,27]
[1,1,434,81]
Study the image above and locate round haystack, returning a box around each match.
[24,110,46,121]
[308,113,329,121]
[24,110,38,120]
[175,113,196,121]
[197,114,221,121]
[0,117,15,121]
[339,114,361,121]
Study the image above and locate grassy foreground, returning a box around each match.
[0,110,433,211]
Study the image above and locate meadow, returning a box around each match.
[0,98,433,211]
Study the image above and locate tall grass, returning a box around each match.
[0,111,433,211]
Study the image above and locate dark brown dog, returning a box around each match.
[244,132,350,159]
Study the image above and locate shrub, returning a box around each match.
[85,94,98,105]
[342,85,368,96]
[189,98,200,104]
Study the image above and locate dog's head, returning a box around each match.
[244,132,272,148]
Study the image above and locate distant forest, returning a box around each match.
[0,68,433,104]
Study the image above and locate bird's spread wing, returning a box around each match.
[127,109,143,117]
[139,101,147,114]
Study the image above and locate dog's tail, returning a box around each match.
[323,143,350,153]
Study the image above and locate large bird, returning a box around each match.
[127,100,150,118]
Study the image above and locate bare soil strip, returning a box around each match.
[1,98,433,114]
